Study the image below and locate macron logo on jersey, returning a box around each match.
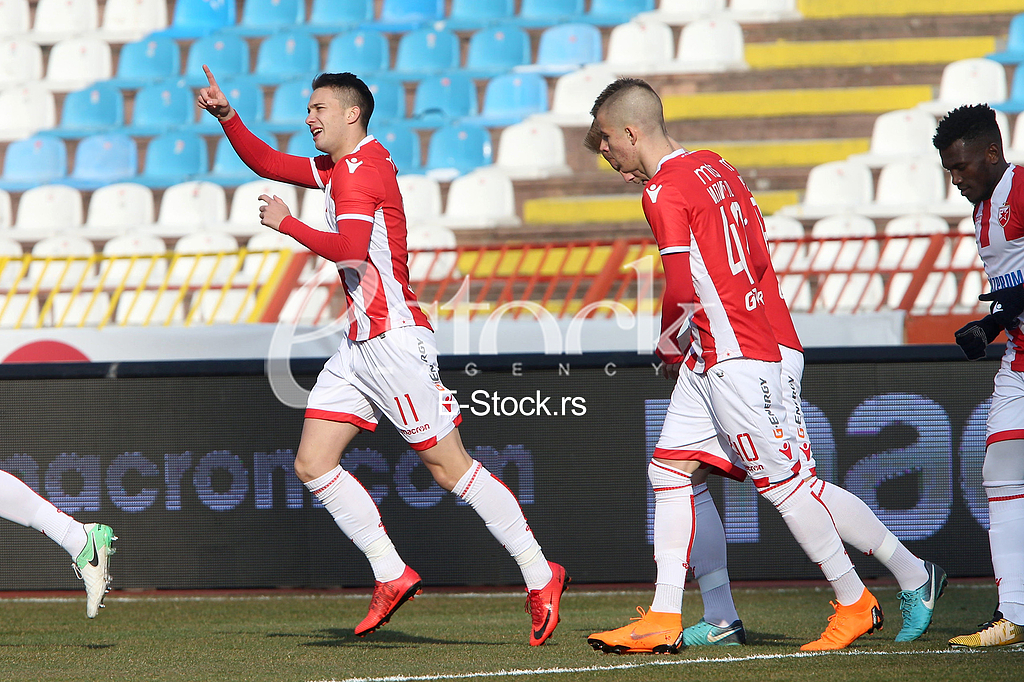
[345,158,363,174]
[646,184,663,203]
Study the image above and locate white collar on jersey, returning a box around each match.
[351,134,377,154]
[655,147,690,175]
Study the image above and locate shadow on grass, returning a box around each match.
[270,628,498,647]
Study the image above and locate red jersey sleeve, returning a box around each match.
[221,114,332,190]
[643,182,692,255]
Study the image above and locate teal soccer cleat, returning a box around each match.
[682,618,746,646]
[73,523,117,618]
[895,561,947,642]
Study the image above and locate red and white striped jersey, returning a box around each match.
[972,163,1024,369]
[644,149,782,372]
[307,135,432,340]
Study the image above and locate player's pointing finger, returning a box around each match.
[203,64,218,88]
[258,194,272,204]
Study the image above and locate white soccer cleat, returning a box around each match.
[72,523,117,618]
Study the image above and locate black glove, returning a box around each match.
[955,315,1003,360]
[979,283,1024,328]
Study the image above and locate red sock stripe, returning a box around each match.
[986,430,1024,447]
[310,469,345,497]
[457,461,484,499]
[989,492,1024,502]
[652,485,692,491]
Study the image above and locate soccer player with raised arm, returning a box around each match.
[584,78,884,653]
[588,154,948,644]
[0,470,115,617]
[935,104,1024,648]
[198,67,567,645]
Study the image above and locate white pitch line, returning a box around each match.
[315,648,985,682]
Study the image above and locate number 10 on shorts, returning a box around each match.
[731,433,759,462]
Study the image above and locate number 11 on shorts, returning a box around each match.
[394,394,419,425]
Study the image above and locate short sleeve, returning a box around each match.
[642,181,691,256]
[330,159,384,225]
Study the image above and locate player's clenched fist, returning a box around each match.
[197,64,235,121]
[259,194,291,231]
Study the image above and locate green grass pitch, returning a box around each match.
[0,582,1020,681]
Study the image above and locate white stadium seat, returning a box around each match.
[496,118,572,180]
[30,0,99,45]
[862,158,947,218]
[762,214,810,310]
[85,183,155,233]
[441,167,520,229]
[0,84,56,140]
[41,36,113,92]
[225,180,300,237]
[879,213,950,310]
[0,188,12,228]
[849,109,938,168]
[14,184,83,233]
[727,0,800,23]
[29,234,95,290]
[407,223,457,282]
[169,231,239,287]
[604,20,674,75]
[397,174,443,226]
[0,234,24,286]
[664,17,747,73]
[534,65,617,126]
[635,0,725,26]
[0,0,30,38]
[98,0,169,43]
[778,160,874,220]
[810,214,883,313]
[156,181,228,234]
[242,231,311,286]
[917,58,1007,115]
[0,38,43,87]
[101,231,168,289]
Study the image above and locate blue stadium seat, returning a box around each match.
[68,133,138,189]
[464,25,531,79]
[586,0,654,26]
[222,0,304,36]
[107,35,181,90]
[524,23,603,76]
[444,0,514,31]
[198,126,276,185]
[286,129,321,158]
[125,79,194,136]
[264,78,313,134]
[0,135,67,191]
[426,123,491,180]
[365,0,445,32]
[138,133,208,188]
[990,14,1024,64]
[154,0,236,39]
[324,30,390,77]
[191,76,264,132]
[53,82,124,139]
[461,72,547,128]
[994,67,1024,113]
[301,0,373,35]
[393,28,460,80]
[369,122,422,173]
[512,0,584,28]
[411,73,477,128]
[185,34,249,87]
[253,31,320,85]
[365,75,407,124]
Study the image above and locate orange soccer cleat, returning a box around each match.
[800,589,884,651]
[527,561,569,646]
[354,565,422,637]
[587,607,684,654]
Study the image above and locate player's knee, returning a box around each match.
[648,460,693,501]
[756,475,801,513]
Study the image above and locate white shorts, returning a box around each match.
[780,345,818,477]
[654,357,804,485]
[987,354,1024,446]
[306,325,461,450]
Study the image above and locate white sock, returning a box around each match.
[760,476,864,605]
[690,484,738,626]
[648,461,694,614]
[814,478,928,591]
[0,469,84,557]
[304,466,405,582]
[986,481,1024,625]
[453,460,551,590]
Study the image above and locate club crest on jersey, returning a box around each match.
[345,158,363,174]
[646,184,663,203]
[998,203,1011,227]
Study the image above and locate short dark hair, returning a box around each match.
[311,72,375,127]
[590,77,658,117]
[932,104,1001,152]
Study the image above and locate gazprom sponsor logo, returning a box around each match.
[990,269,1024,291]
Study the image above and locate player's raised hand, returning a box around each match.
[259,194,292,232]
[197,65,234,121]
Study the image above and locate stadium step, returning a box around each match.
[745,36,995,70]
[797,0,1024,19]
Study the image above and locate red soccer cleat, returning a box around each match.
[354,565,422,637]
[526,562,569,646]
